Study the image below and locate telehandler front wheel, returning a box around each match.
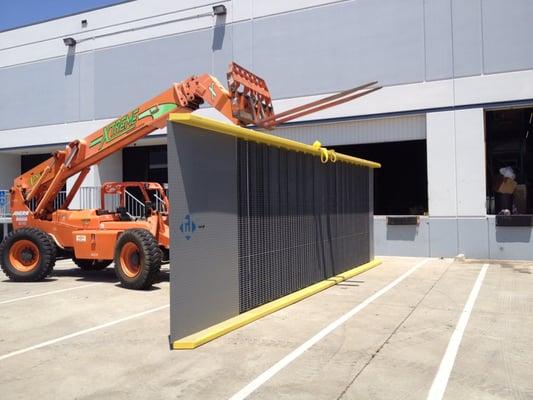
[73,258,112,271]
[114,229,161,290]
[0,228,57,281]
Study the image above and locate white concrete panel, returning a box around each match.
[458,217,489,259]
[373,216,430,257]
[0,106,237,151]
[2,65,533,141]
[454,69,533,106]
[1,0,346,54]
[0,0,351,68]
[488,216,533,261]
[0,154,21,188]
[231,0,253,21]
[0,68,531,151]
[375,215,533,260]
[251,0,346,19]
[0,5,219,68]
[275,114,426,146]
[454,108,486,216]
[426,111,457,217]
[0,3,220,66]
[0,119,114,150]
[95,151,123,186]
[66,151,122,209]
[428,217,458,257]
[273,69,533,123]
[0,0,217,46]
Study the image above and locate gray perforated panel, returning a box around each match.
[169,121,374,342]
[237,141,371,312]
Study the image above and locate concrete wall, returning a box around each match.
[276,114,426,146]
[67,151,123,208]
[376,107,492,259]
[375,216,533,261]
[0,154,20,188]
[2,0,533,133]
[426,108,486,218]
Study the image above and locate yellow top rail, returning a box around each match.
[168,113,381,169]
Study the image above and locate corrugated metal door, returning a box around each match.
[274,114,426,146]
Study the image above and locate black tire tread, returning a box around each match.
[0,227,57,282]
[114,229,161,290]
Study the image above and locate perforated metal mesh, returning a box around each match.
[238,141,371,313]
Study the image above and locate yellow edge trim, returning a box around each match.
[172,258,382,350]
[168,113,381,169]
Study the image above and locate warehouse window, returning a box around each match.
[485,107,533,214]
[21,153,67,191]
[331,140,428,215]
[21,153,51,173]
[123,145,167,185]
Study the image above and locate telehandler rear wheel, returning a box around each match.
[0,228,57,281]
[114,229,161,290]
[73,258,112,271]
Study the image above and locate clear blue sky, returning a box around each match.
[0,0,131,31]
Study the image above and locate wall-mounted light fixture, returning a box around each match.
[213,4,227,16]
[63,37,77,47]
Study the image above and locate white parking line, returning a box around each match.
[229,258,432,400]
[54,259,78,265]
[0,304,169,362]
[426,263,489,400]
[0,283,103,305]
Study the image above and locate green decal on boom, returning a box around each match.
[89,103,178,150]
[208,82,217,99]
[90,108,140,149]
[138,103,177,120]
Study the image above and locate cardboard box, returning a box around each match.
[493,175,517,194]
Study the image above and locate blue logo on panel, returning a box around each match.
[180,214,196,240]
[0,192,6,207]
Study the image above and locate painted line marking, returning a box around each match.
[229,258,432,400]
[426,263,489,400]
[0,283,103,305]
[0,304,169,362]
[54,260,93,266]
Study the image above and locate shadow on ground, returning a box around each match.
[50,267,171,285]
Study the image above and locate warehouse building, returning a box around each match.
[1,0,533,259]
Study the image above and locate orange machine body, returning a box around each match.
[12,183,170,260]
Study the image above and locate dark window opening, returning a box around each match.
[123,145,167,185]
[21,153,66,192]
[21,153,51,173]
[331,140,428,215]
[485,107,533,214]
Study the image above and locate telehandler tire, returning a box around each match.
[0,228,57,281]
[114,229,161,290]
[73,258,112,271]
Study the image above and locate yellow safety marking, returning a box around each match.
[172,259,382,349]
[169,113,381,169]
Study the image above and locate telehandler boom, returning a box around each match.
[0,62,380,289]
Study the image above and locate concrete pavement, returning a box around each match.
[0,257,531,399]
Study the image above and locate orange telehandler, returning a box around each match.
[0,62,380,289]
